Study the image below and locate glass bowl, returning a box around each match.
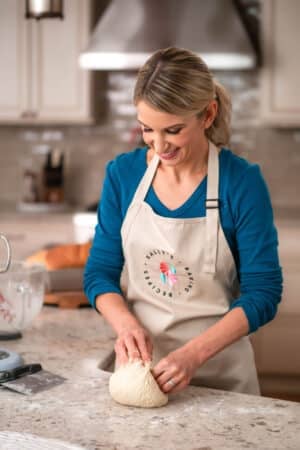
[0,261,45,339]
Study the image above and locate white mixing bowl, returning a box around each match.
[0,261,45,338]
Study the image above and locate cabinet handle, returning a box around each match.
[21,111,38,119]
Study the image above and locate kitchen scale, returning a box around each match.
[0,348,24,371]
[0,347,66,394]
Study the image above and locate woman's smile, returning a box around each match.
[158,147,180,160]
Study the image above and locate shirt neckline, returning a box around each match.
[141,147,207,217]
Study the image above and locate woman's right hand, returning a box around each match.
[114,325,153,366]
[95,293,153,366]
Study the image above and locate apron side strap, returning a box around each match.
[204,141,220,274]
[203,200,219,274]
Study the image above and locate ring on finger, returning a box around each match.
[167,378,176,388]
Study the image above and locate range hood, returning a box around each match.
[79,0,259,71]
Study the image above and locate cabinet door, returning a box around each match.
[0,0,29,121]
[0,0,92,124]
[31,0,92,124]
[261,0,300,126]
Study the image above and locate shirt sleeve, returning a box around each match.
[228,163,283,333]
[83,160,124,308]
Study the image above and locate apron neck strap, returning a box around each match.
[131,151,160,204]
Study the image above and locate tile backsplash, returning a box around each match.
[0,69,300,212]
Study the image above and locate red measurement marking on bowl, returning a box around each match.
[0,293,15,323]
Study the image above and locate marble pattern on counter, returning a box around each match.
[0,307,299,450]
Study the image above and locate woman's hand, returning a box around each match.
[152,343,201,394]
[95,293,153,367]
[115,325,153,367]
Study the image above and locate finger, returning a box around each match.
[152,359,169,378]
[162,375,183,394]
[169,378,189,394]
[156,368,178,389]
[136,335,152,362]
[115,340,129,366]
[146,336,153,360]
[124,335,141,360]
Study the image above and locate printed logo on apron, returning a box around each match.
[143,249,194,299]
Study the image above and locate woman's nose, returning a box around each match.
[152,135,168,153]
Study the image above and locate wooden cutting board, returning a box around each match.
[44,291,89,309]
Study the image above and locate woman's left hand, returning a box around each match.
[152,343,201,394]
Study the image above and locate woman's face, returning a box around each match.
[136,100,216,167]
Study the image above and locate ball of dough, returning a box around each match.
[109,360,168,408]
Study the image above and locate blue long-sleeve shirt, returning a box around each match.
[84,147,283,334]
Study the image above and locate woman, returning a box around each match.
[84,47,282,396]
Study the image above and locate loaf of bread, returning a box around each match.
[26,241,91,270]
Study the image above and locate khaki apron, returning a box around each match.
[120,141,260,395]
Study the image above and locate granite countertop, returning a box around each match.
[0,307,300,450]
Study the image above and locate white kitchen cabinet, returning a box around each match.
[260,0,300,126]
[0,0,28,120]
[0,0,92,124]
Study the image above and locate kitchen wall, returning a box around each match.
[0,68,299,214]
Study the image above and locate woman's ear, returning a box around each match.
[203,100,218,129]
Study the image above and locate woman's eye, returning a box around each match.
[141,127,182,135]
[167,129,181,135]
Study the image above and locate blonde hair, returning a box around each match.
[133,47,232,147]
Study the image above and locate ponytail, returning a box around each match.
[205,80,232,147]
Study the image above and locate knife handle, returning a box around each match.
[0,363,42,383]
